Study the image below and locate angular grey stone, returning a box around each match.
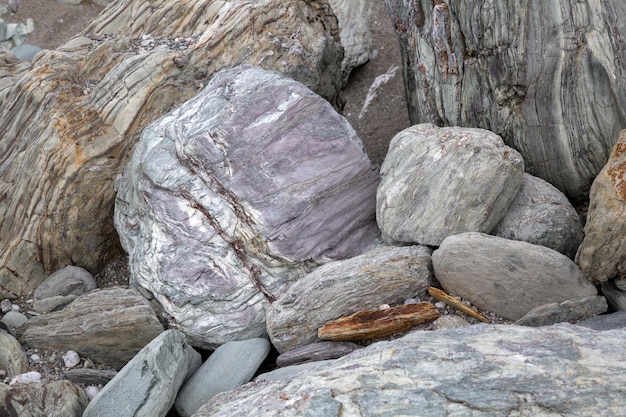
[601,280,626,311]
[0,380,87,417]
[276,341,363,368]
[577,310,626,331]
[514,296,608,327]
[194,324,626,416]
[494,173,583,259]
[267,245,434,353]
[254,360,336,383]
[377,124,524,246]
[175,338,271,417]
[432,233,597,321]
[64,368,117,386]
[1,311,27,328]
[20,288,164,369]
[115,65,380,349]
[33,265,96,300]
[10,44,42,61]
[33,294,78,313]
[431,315,470,330]
[83,330,201,417]
[329,0,372,82]
[0,332,27,379]
[384,0,626,202]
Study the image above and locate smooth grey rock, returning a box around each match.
[10,43,42,61]
[0,332,27,379]
[267,245,434,353]
[494,173,583,259]
[577,310,626,331]
[384,0,626,203]
[32,294,78,313]
[20,287,164,369]
[276,341,363,367]
[64,368,117,386]
[83,330,201,417]
[377,124,524,246]
[431,315,470,330]
[329,0,372,82]
[175,338,271,417]
[576,130,626,283]
[601,280,626,311]
[432,233,597,321]
[33,265,96,300]
[194,324,626,416]
[115,64,380,349]
[514,296,608,327]
[1,310,27,328]
[615,277,626,291]
[254,360,335,383]
[0,380,87,417]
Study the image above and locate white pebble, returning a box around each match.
[10,371,42,385]
[0,299,12,312]
[378,304,391,310]
[29,354,41,363]
[11,304,19,312]
[404,298,418,305]
[85,385,101,401]
[435,301,446,309]
[63,350,81,368]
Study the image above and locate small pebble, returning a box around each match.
[10,371,42,385]
[378,304,390,310]
[83,358,94,368]
[0,298,12,312]
[29,354,41,363]
[63,350,81,368]
[435,301,446,309]
[85,385,101,401]
[404,298,418,305]
[11,304,19,312]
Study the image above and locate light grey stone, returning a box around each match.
[494,173,583,259]
[115,65,380,349]
[254,360,335,383]
[267,245,434,353]
[431,315,470,330]
[194,324,626,416]
[514,296,608,327]
[1,310,27,328]
[83,329,201,417]
[432,233,597,321]
[175,338,271,417]
[377,124,524,246]
[601,280,626,311]
[32,294,77,313]
[577,310,626,331]
[329,0,372,82]
[276,341,362,367]
[0,298,11,313]
[10,43,42,61]
[64,368,117,386]
[33,265,96,300]
[0,332,27,379]
[0,380,87,417]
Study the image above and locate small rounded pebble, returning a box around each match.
[10,371,42,385]
[85,385,101,401]
[11,304,19,312]
[403,298,418,305]
[0,299,12,313]
[378,304,391,310]
[63,350,81,368]
[29,354,41,363]
[435,301,446,309]
[83,358,94,368]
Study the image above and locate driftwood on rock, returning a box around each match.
[384,0,626,202]
[0,0,344,296]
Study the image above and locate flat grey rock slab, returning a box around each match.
[514,295,608,327]
[432,233,597,321]
[0,380,88,417]
[175,338,271,417]
[34,265,96,300]
[83,329,201,417]
[64,368,118,386]
[276,341,362,367]
[33,294,78,313]
[1,311,28,328]
[329,0,372,82]
[254,360,336,383]
[377,124,524,246]
[577,310,626,330]
[194,324,626,417]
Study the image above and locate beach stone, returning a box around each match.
[9,371,41,385]
[0,332,28,379]
[0,298,11,312]
[63,350,81,368]
[577,310,626,331]
[175,338,271,417]
[115,64,379,349]
[267,245,434,353]
[577,130,626,283]
[377,124,524,246]
[276,341,363,368]
[254,361,336,383]
[615,277,626,291]
[32,294,78,313]
[195,324,626,416]
[431,315,471,330]
[33,265,96,300]
[494,173,583,259]
[64,368,117,386]
[0,380,87,417]
[601,280,626,311]
[1,310,28,328]
[514,296,608,327]
[20,287,164,369]
[83,329,201,417]
[330,0,372,82]
[432,233,597,321]
[10,43,42,61]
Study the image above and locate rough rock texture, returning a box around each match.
[578,310,626,331]
[194,324,626,416]
[115,64,379,349]
[276,341,363,368]
[33,265,96,299]
[513,295,608,327]
[83,330,201,417]
[377,124,524,246]
[19,287,164,369]
[432,233,597,321]
[577,130,626,283]
[494,173,584,259]
[329,0,372,82]
[601,280,626,311]
[0,380,88,417]
[267,245,433,353]
[0,0,345,296]
[0,333,27,380]
[384,0,626,202]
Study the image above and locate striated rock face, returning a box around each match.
[115,65,380,349]
[376,124,524,246]
[0,380,88,417]
[432,233,597,321]
[329,0,373,82]
[384,0,626,202]
[0,0,344,296]
[195,324,626,417]
[577,129,626,283]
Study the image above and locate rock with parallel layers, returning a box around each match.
[377,124,524,246]
[115,64,380,349]
[194,324,626,416]
[329,0,373,82]
[0,0,344,297]
[384,0,626,202]
[0,380,88,417]
[0,332,27,380]
[432,233,597,321]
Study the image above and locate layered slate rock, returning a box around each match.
[494,173,583,259]
[0,332,27,379]
[267,245,433,353]
[0,380,88,417]
[329,0,372,82]
[83,330,201,417]
[384,0,626,202]
[0,0,344,296]
[115,65,379,349]
[194,324,626,416]
[377,124,524,246]
[514,295,608,327]
[33,265,96,299]
[577,130,626,283]
[432,233,597,321]
[19,287,164,369]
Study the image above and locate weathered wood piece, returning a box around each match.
[0,0,344,296]
[384,0,626,202]
[427,286,489,323]
[317,302,440,341]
